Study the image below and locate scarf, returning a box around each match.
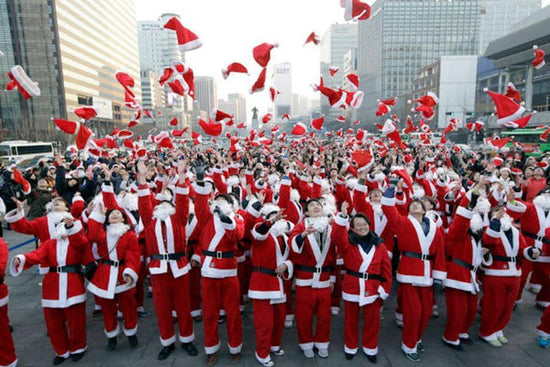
[348,231,382,255]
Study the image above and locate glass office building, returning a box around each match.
[357,0,481,125]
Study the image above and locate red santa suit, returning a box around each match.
[186,210,202,319]
[10,220,89,359]
[86,213,141,340]
[249,219,294,365]
[138,183,195,347]
[0,238,17,367]
[289,216,336,352]
[537,227,550,338]
[381,191,446,355]
[332,214,392,357]
[193,182,244,355]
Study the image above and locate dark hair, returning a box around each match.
[227,192,240,205]
[350,213,370,228]
[304,198,322,215]
[51,197,71,212]
[104,208,131,230]
[421,196,436,209]
[407,198,426,213]
[215,193,234,206]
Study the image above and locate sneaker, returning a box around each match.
[137,309,150,318]
[481,337,502,348]
[218,315,226,324]
[497,336,508,344]
[366,354,377,364]
[70,350,86,362]
[403,351,421,362]
[303,349,315,359]
[157,344,175,360]
[284,320,293,329]
[206,353,217,367]
[459,337,473,345]
[128,335,138,348]
[272,348,285,356]
[260,361,275,367]
[538,336,550,348]
[107,337,117,351]
[416,342,425,353]
[181,342,198,356]
[53,355,68,365]
[395,319,404,328]
[318,348,329,358]
[442,339,463,351]
[345,352,355,360]
[331,307,340,316]
[230,352,241,362]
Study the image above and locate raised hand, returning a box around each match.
[302,225,316,237]
[341,201,349,217]
[11,197,26,213]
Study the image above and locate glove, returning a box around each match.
[383,187,395,198]
[195,166,206,181]
[469,193,479,209]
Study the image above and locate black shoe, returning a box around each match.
[193,315,203,322]
[107,337,117,351]
[442,339,463,351]
[158,344,175,360]
[92,309,102,317]
[9,324,13,333]
[459,337,474,345]
[536,303,546,311]
[366,354,377,363]
[128,335,138,348]
[181,342,198,356]
[345,352,355,360]
[53,356,68,365]
[218,315,226,324]
[137,309,150,318]
[403,351,421,362]
[417,342,425,353]
[71,350,86,362]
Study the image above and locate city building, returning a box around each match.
[273,62,292,119]
[0,0,141,142]
[411,56,478,129]
[194,76,217,126]
[292,94,311,118]
[227,93,247,123]
[140,70,165,111]
[357,0,481,126]
[481,5,550,128]
[479,0,541,54]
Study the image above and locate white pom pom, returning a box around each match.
[273,42,279,47]
[533,45,538,50]
[483,87,489,92]
[520,101,525,106]
[407,99,412,104]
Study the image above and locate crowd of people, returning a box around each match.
[0,140,550,367]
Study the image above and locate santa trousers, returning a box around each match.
[43,303,87,358]
[534,263,550,307]
[201,276,242,354]
[295,286,331,351]
[480,275,519,340]
[400,284,433,353]
[252,299,285,362]
[98,288,138,338]
[284,279,294,322]
[443,288,478,344]
[331,265,343,310]
[517,260,534,302]
[151,272,194,346]
[0,305,17,366]
[537,299,550,337]
[189,266,202,317]
[344,299,382,356]
[134,258,147,308]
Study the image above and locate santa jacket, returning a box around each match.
[86,214,141,299]
[6,209,63,243]
[138,184,191,278]
[248,222,294,303]
[289,219,336,289]
[382,194,446,287]
[507,199,550,263]
[193,182,244,278]
[276,177,302,225]
[332,214,392,306]
[10,221,90,308]
[0,238,9,308]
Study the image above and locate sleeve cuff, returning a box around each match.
[523,247,538,261]
[137,188,150,197]
[191,254,201,264]
[66,220,83,236]
[251,224,269,241]
[482,251,493,266]
[72,195,84,203]
[220,217,237,231]
[122,267,139,284]
[89,212,106,223]
[102,184,114,193]
[355,183,368,194]
[334,213,349,227]
[381,196,395,207]
[283,260,294,280]
[313,176,322,185]
[193,183,212,195]
[485,228,500,238]
[9,255,25,277]
[378,285,389,300]
[506,200,526,213]
[291,236,303,254]
[175,186,189,195]
[4,209,25,224]
[456,206,473,219]
[281,178,291,186]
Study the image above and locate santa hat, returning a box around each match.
[262,113,272,124]
[484,88,525,125]
[157,137,174,149]
[73,106,98,121]
[312,77,346,108]
[347,90,364,109]
[75,124,92,150]
[281,113,290,121]
[115,71,135,96]
[533,45,546,70]
[269,87,280,102]
[466,121,484,132]
[172,128,186,137]
[158,67,173,86]
[336,115,346,123]
[212,109,233,122]
[5,65,41,99]
[408,92,438,107]
[117,129,133,139]
[236,122,246,129]
[54,118,79,134]
[352,150,374,172]
[163,17,202,51]
[419,119,431,133]
[222,62,248,79]
[503,112,535,128]
[253,42,278,67]
[382,119,405,148]
[342,0,371,21]
[378,97,397,106]
[444,119,459,134]
[404,116,416,134]
[311,116,325,131]
[484,137,511,150]
[169,117,178,126]
[413,104,435,120]
[538,161,549,169]
[12,167,31,194]
[345,73,359,90]
[505,82,521,102]
[191,131,203,145]
[391,166,413,189]
[511,168,523,176]
[540,128,550,142]
[329,66,339,77]
[403,154,413,164]
[493,156,504,167]
[128,120,139,128]
[250,68,267,94]
[376,102,390,116]
[271,125,280,133]
[304,32,320,45]
[123,139,135,150]
[199,119,222,136]
[291,122,308,136]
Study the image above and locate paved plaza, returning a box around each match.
[3,229,550,367]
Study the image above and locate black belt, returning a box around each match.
[203,250,235,259]
[452,258,478,272]
[296,265,335,273]
[100,259,125,267]
[188,240,198,245]
[49,264,81,273]
[492,255,517,263]
[402,251,433,261]
[151,252,186,261]
[345,269,386,282]
[522,230,550,245]
[252,266,278,277]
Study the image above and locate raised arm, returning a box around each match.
[136,160,154,229]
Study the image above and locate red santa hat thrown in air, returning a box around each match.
[533,45,546,70]
[222,62,248,79]
[311,116,325,131]
[163,17,202,51]
[352,150,374,172]
[312,77,347,108]
[74,106,98,121]
[199,118,223,136]
[53,119,93,150]
[329,66,339,77]
[341,0,371,22]
[5,65,41,99]
[269,87,280,102]
[304,32,320,45]
[505,82,521,102]
[503,112,535,129]
[291,122,308,136]
[466,120,484,132]
[382,119,405,148]
[376,102,391,117]
[484,88,526,125]
[408,92,438,107]
[250,68,267,94]
[345,73,359,90]
[253,42,279,67]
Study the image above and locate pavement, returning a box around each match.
[3,228,550,367]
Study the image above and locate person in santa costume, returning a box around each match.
[0,237,17,367]
[289,198,336,359]
[10,211,89,365]
[480,205,540,347]
[382,183,446,362]
[537,226,550,348]
[192,164,244,366]
[86,189,141,351]
[334,201,392,363]
[136,160,198,361]
[249,204,294,367]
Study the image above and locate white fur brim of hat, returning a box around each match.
[11,65,41,97]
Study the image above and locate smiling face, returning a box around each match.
[306,200,324,218]
[351,216,370,237]
[408,200,425,216]
[51,198,69,213]
[369,190,382,204]
[108,209,124,224]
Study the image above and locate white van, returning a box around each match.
[0,141,55,165]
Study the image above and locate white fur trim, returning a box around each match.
[4,209,24,223]
[159,334,176,347]
[9,255,25,277]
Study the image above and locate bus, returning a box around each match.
[501,128,550,156]
[0,141,55,165]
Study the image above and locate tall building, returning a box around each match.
[195,76,217,118]
[320,24,358,121]
[357,0,481,125]
[0,0,141,141]
[227,93,247,123]
[140,70,165,111]
[479,0,541,54]
[273,62,292,119]
[292,94,311,117]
